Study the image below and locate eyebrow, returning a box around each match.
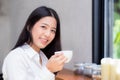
[42,23,56,29]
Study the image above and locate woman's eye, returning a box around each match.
[51,30,56,33]
[41,26,45,28]
[41,26,46,29]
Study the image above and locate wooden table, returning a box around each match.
[55,68,92,80]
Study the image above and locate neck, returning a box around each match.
[29,43,40,53]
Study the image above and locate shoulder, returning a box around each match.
[3,47,25,64]
[2,47,28,75]
[7,47,24,58]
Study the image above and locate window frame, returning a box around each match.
[92,0,113,64]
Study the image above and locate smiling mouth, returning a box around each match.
[40,38,48,45]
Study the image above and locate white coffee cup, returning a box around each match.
[55,50,73,63]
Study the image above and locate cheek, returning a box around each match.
[50,35,55,42]
[31,30,39,41]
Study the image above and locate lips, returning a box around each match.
[40,38,48,45]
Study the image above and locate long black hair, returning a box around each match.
[13,6,61,59]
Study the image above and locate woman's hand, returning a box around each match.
[46,53,67,73]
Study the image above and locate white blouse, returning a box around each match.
[2,43,55,80]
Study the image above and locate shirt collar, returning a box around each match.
[21,43,40,59]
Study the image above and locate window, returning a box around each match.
[113,0,120,58]
[92,0,114,64]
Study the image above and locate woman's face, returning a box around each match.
[30,16,57,52]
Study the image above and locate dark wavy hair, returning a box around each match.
[13,6,61,59]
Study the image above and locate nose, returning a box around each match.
[44,30,51,37]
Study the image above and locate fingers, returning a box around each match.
[53,53,68,64]
[54,52,63,57]
[47,53,67,72]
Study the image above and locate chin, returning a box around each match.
[40,43,50,49]
[40,45,47,49]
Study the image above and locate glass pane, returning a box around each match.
[113,0,120,58]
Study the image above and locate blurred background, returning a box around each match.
[0,0,92,73]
